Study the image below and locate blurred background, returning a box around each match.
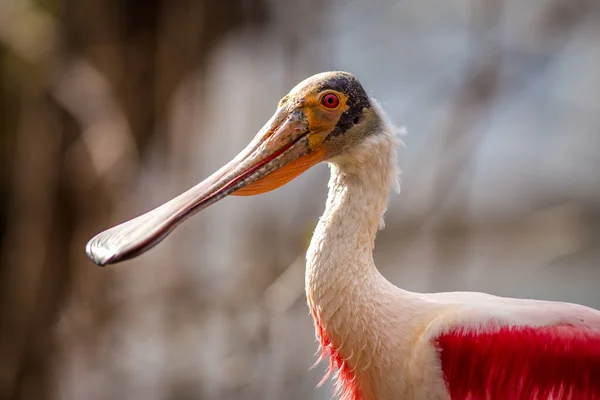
[1,0,600,399]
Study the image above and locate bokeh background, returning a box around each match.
[1,0,600,399]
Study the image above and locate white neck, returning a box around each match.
[305,111,400,352]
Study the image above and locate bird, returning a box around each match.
[86,71,600,400]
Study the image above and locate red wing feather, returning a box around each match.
[436,325,600,399]
[310,307,363,400]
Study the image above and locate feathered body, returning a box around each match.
[306,103,600,399]
[86,72,600,400]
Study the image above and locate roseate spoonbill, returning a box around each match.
[87,72,600,400]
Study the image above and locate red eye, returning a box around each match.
[322,93,339,108]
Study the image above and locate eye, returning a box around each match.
[321,93,339,109]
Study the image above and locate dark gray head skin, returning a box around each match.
[85,71,382,266]
[316,72,372,139]
[283,71,380,159]
[322,73,382,157]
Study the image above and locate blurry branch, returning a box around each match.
[1,0,273,398]
[54,60,138,190]
[428,0,504,223]
[407,0,596,235]
[0,0,138,191]
[537,0,598,47]
[0,76,63,400]
[263,254,305,315]
[0,1,136,399]
[424,0,504,290]
[0,0,58,65]
[418,0,597,290]
[422,0,596,229]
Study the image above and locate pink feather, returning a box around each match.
[436,325,600,399]
[311,307,364,400]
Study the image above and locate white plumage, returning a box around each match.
[87,72,600,400]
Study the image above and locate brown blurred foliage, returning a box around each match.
[0,1,267,399]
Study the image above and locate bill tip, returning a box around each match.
[85,238,116,267]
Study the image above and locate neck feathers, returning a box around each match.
[305,103,401,399]
[306,103,400,308]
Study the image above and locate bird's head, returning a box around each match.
[86,71,381,266]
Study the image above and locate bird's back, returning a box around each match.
[401,290,600,399]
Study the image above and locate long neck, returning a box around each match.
[306,130,398,328]
[304,115,401,400]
